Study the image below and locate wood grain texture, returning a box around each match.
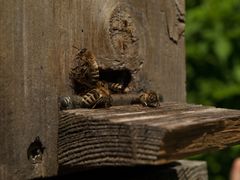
[59,102,240,170]
[38,160,207,180]
[0,1,60,179]
[57,0,186,101]
[0,0,184,179]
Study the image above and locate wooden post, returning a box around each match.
[0,0,185,179]
[0,1,62,179]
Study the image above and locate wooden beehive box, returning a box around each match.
[1,1,240,180]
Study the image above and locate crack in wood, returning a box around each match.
[165,0,185,43]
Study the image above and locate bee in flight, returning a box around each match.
[70,47,99,89]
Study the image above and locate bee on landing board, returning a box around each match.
[81,81,112,108]
[63,47,161,110]
[70,47,99,89]
[59,82,112,110]
[139,90,159,107]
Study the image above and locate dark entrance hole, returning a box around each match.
[71,68,132,94]
[99,68,132,88]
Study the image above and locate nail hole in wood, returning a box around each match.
[27,136,45,164]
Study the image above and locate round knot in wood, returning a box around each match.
[109,5,139,60]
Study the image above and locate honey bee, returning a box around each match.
[108,82,131,93]
[59,83,112,109]
[81,82,112,108]
[59,96,73,110]
[70,48,99,88]
[139,90,159,107]
[108,82,124,93]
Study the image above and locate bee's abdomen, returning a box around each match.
[90,69,100,84]
[109,83,124,93]
[81,90,99,108]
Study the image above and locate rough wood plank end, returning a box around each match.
[58,102,240,171]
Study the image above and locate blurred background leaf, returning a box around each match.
[186,0,240,179]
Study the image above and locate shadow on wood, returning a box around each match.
[35,160,208,180]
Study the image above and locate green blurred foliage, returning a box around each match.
[187,0,240,108]
[186,0,240,179]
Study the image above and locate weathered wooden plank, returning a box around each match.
[36,160,208,180]
[59,103,240,170]
[0,1,61,179]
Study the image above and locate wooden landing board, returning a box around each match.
[59,102,240,170]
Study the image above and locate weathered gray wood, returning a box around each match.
[0,0,185,179]
[59,102,240,170]
[0,1,61,179]
[36,160,208,180]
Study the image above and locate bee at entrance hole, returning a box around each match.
[59,82,112,110]
[139,90,159,107]
[82,82,112,108]
[70,47,99,89]
[108,82,124,93]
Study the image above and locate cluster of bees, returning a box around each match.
[59,48,160,110]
